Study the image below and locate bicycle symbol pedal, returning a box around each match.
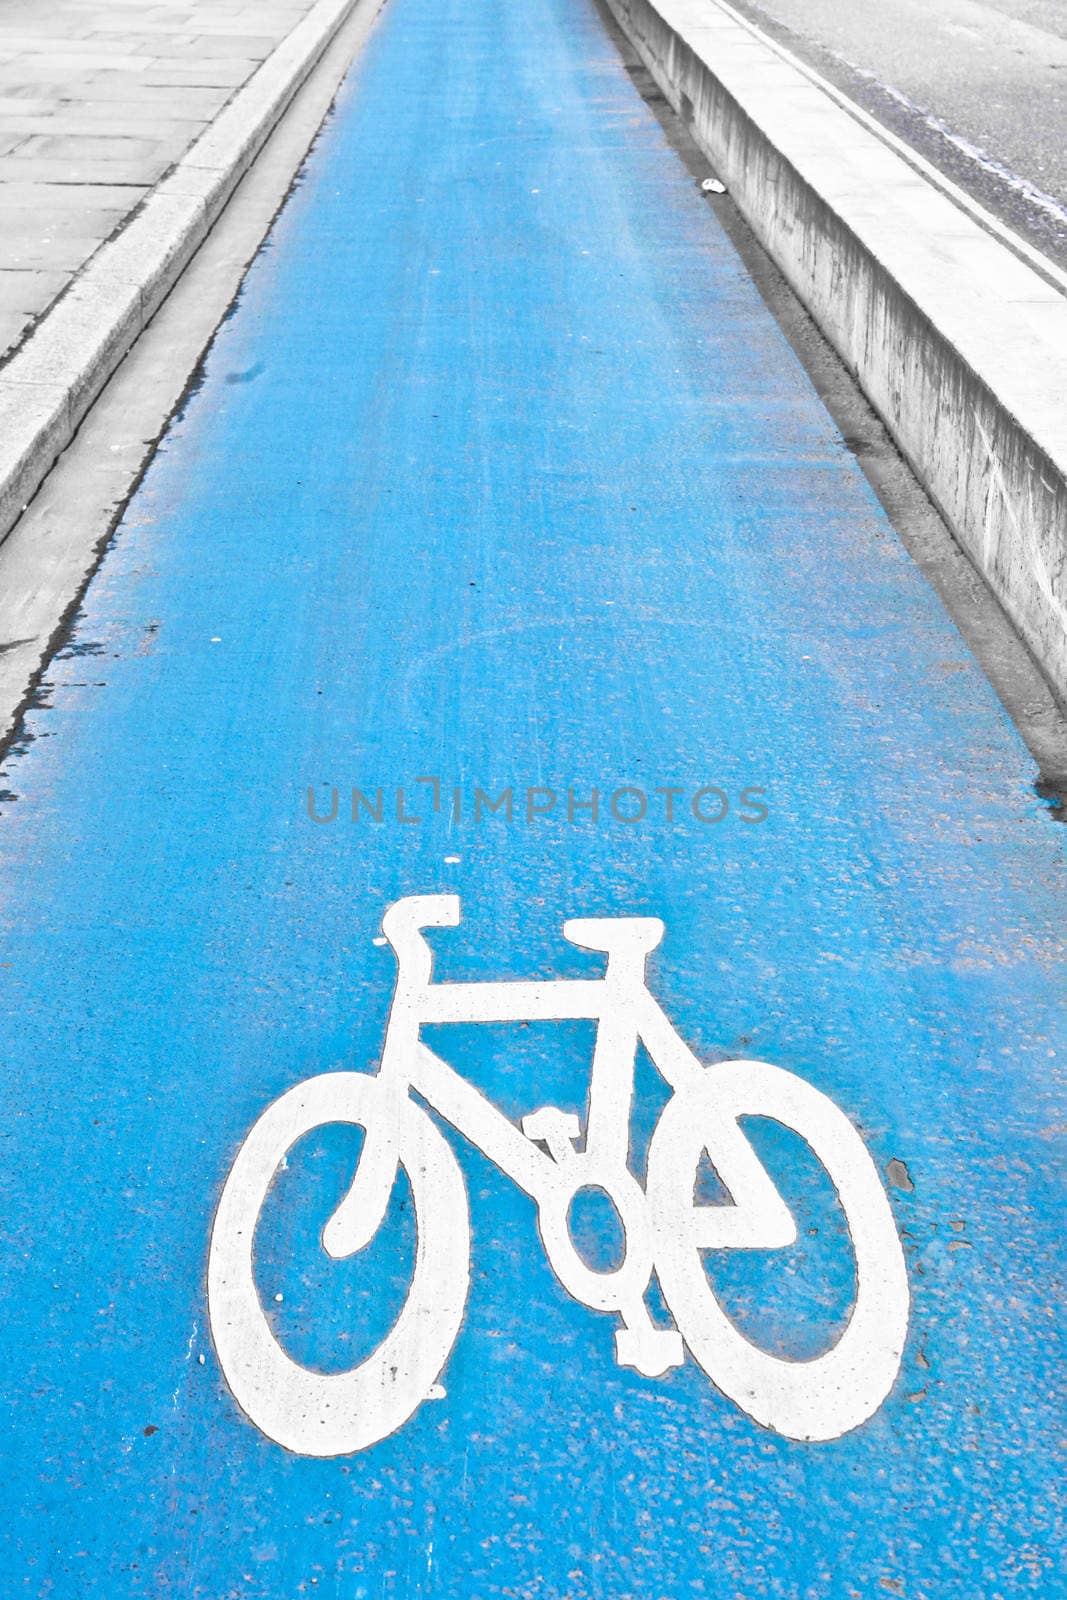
[208,894,909,1456]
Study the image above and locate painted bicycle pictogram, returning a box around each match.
[208,895,909,1455]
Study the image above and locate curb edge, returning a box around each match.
[606,0,1067,705]
[0,0,365,548]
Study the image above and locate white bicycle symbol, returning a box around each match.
[208,895,909,1455]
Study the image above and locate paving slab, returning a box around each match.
[0,0,325,361]
[0,268,68,313]
[135,59,266,84]
[0,154,164,183]
[0,311,28,349]
[2,234,109,272]
[0,180,149,208]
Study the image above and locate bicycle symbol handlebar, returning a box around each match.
[208,895,910,1456]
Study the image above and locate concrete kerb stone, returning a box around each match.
[0,381,70,536]
[0,0,364,547]
[606,0,1067,702]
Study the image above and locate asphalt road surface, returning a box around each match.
[726,0,1067,270]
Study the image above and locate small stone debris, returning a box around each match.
[885,1157,915,1193]
[701,177,726,194]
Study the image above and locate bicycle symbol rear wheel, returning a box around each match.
[207,1072,470,1456]
[646,1059,909,1441]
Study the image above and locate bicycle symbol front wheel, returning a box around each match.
[207,1072,470,1457]
[646,1059,909,1441]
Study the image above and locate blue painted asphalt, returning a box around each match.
[0,0,1064,1591]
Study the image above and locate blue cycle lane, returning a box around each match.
[0,0,1064,1590]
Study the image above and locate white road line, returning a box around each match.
[837,56,1067,230]
[712,0,1067,291]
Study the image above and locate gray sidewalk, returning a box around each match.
[0,0,320,361]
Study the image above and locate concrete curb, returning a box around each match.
[0,0,367,546]
[605,0,1067,701]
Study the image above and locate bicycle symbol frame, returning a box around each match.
[208,895,909,1455]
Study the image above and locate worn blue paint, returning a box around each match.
[0,0,1064,1589]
